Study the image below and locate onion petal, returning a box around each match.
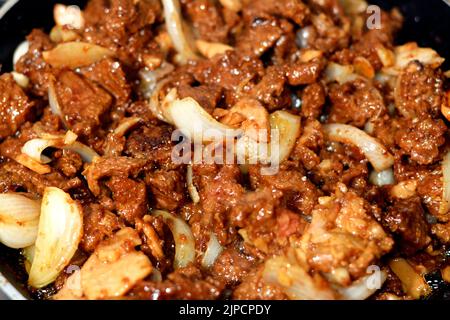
[13,40,29,67]
[186,164,200,204]
[369,168,395,186]
[152,210,195,269]
[201,233,223,268]
[161,0,198,63]
[0,193,40,249]
[43,42,114,69]
[325,62,359,84]
[323,124,394,172]
[13,154,52,175]
[269,111,301,164]
[28,187,83,288]
[336,272,387,300]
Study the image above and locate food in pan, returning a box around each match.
[0,0,449,300]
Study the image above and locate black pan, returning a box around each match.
[0,0,449,300]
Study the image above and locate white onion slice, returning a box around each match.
[13,154,52,175]
[11,71,29,88]
[269,111,301,164]
[440,150,450,215]
[263,254,337,300]
[48,81,65,124]
[13,40,29,67]
[161,0,198,63]
[393,43,444,70]
[323,124,394,172]
[53,4,84,29]
[196,40,234,59]
[152,210,195,269]
[325,62,359,85]
[186,164,200,204]
[336,271,387,300]
[64,142,99,163]
[113,117,141,137]
[0,193,40,249]
[389,258,431,299]
[21,138,61,164]
[166,97,240,142]
[28,187,83,288]
[219,0,242,12]
[201,233,223,268]
[369,168,395,186]
[43,42,114,69]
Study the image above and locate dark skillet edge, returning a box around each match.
[0,0,449,301]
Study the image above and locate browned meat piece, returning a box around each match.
[328,80,387,127]
[285,60,322,86]
[0,74,34,139]
[300,83,326,119]
[129,265,225,300]
[248,66,290,111]
[106,176,148,223]
[308,13,350,53]
[54,150,83,178]
[249,165,320,216]
[145,169,185,211]
[0,161,81,196]
[81,58,131,106]
[190,164,245,244]
[55,70,112,137]
[80,204,124,253]
[235,17,284,58]
[302,188,393,279]
[244,0,309,26]
[211,248,255,286]
[124,124,175,168]
[183,0,228,43]
[394,62,444,119]
[15,29,54,96]
[189,51,264,107]
[178,84,223,114]
[232,266,288,300]
[395,117,446,165]
[382,197,430,255]
[83,156,147,196]
[416,170,446,221]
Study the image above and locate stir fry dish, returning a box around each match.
[0,0,449,300]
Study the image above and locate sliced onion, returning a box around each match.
[13,154,52,175]
[201,233,223,268]
[338,0,368,15]
[0,193,40,249]
[166,97,240,142]
[323,124,394,172]
[21,138,62,164]
[53,4,84,29]
[43,42,114,69]
[80,228,152,300]
[11,71,29,88]
[269,111,301,164]
[263,254,337,300]
[161,0,198,63]
[23,245,35,274]
[369,168,395,186]
[324,62,359,85]
[50,25,79,43]
[64,142,99,163]
[336,271,387,300]
[48,81,65,124]
[389,258,431,299]
[196,40,234,59]
[393,43,444,70]
[440,149,450,215]
[13,40,29,67]
[152,210,195,269]
[28,187,83,288]
[186,164,200,204]
[113,117,142,137]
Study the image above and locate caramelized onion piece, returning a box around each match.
[186,164,200,204]
[28,187,83,288]
[0,194,40,249]
[201,233,223,268]
[269,111,301,164]
[43,42,114,69]
[323,124,394,172]
[325,62,359,84]
[13,40,29,67]
[13,154,52,175]
[161,0,198,63]
[389,258,431,299]
[196,40,234,59]
[440,149,450,215]
[153,210,195,269]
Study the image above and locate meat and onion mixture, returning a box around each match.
[1,0,450,300]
